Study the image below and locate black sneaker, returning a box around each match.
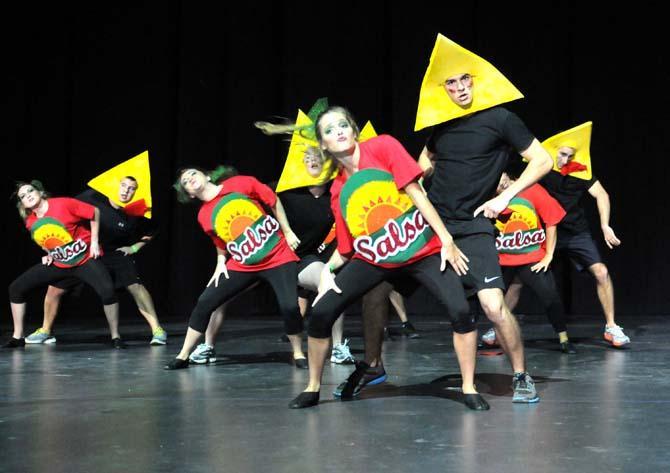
[333,362,388,398]
[3,337,25,348]
[111,337,127,349]
[164,358,189,370]
[399,322,420,339]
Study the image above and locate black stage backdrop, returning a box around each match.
[6,2,670,322]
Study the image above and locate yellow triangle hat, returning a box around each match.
[87,150,153,218]
[358,121,378,142]
[274,112,378,193]
[542,122,593,181]
[414,33,524,131]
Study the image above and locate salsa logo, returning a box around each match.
[495,197,545,253]
[211,193,280,265]
[31,217,88,266]
[340,169,433,264]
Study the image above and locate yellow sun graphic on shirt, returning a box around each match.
[213,197,263,242]
[495,201,539,233]
[342,173,413,238]
[31,219,73,250]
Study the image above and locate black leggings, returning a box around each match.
[308,255,474,338]
[9,259,118,305]
[188,262,302,335]
[502,264,567,333]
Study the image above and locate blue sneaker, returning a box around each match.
[333,362,387,398]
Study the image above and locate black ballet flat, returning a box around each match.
[463,393,490,411]
[294,357,309,369]
[3,337,25,348]
[164,358,189,370]
[288,391,320,409]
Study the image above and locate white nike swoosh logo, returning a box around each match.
[484,276,500,283]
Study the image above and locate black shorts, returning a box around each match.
[53,251,141,291]
[454,233,505,296]
[556,230,602,272]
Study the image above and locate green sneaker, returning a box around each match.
[150,327,167,345]
[25,328,56,344]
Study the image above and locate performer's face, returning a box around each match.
[556,146,576,169]
[179,169,208,197]
[444,73,473,106]
[497,172,512,194]
[303,149,324,178]
[318,111,356,155]
[18,184,42,209]
[118,178,138,203]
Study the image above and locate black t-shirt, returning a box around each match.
[76,189,156,250]
[541,171,597,234]
[278,185,334,258]
[426,107,535,236]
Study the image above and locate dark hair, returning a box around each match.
[13,180,49,220]
[504,155,527,181]
[173,165,238,203]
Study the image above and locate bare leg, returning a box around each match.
[204,304,226,346]
[102,303,121,340]
[10,302,27,339]
[126,283,161,331]
[589,263,616,327]
[361,282,391,367]
[43,285,66,333]
[331,314,345,346]
[304,337,330,391]
[478,288,525,373]
[389,290,409,323]
[176,327,205,359]
[503,279,523,313]
[453,330,478,394]
[288,334,306,360]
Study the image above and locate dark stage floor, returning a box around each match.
[1,313,669,473]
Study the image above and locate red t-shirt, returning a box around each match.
[25,197,98,268]
[495,184,566,266]
[330,135,442,268]
[197,175,298,272]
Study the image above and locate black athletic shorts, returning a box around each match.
[556,230,602,272]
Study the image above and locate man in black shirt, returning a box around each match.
[25,177,168,346]
[419,69,553,403]
[507,144,628,346]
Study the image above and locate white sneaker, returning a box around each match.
[481,328,497,347]
[604,325,630,347]
[188,343,217,364]
[330,339,355,364]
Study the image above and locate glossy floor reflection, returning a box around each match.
[1,314,669,473]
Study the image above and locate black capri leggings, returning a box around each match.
[502,264,567,333]
[188,262,302,335]
[308,254,475,338]
[9,259,118,305]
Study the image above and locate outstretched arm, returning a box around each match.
[588,180,621,249]
[475,139,553,218]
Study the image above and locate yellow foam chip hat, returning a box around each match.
[87,150,153,218]
[358,121,378,142]
[415,33,524,131]
[542,121,593,180]
[275,113,378,193]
